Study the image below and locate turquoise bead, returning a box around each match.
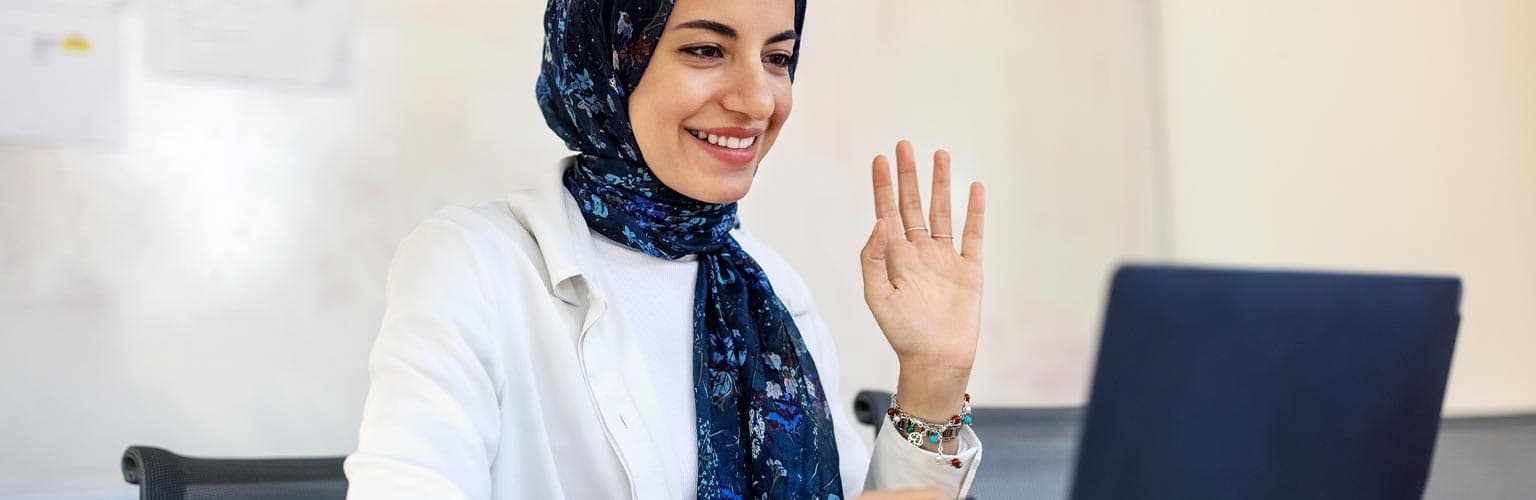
[963,415,973,425]
[928,432,939,444]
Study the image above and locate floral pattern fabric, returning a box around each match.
[536,1,837,499]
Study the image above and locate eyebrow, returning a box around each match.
[674,19,799,45]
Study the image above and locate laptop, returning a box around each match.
[1069,265,1463,500]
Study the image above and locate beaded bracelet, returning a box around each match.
[886,393,973,469]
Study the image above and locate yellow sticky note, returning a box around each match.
[61,34,91,54]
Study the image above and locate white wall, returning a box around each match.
[1155,0,1536,415]
[0,1,1159,496]
[755,0,1162,414]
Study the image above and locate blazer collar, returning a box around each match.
[505,156,606,306]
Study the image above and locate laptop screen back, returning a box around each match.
[1071,265,1462,500]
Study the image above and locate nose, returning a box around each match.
[720,58,775,122]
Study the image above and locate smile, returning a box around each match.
[687,129,757,150]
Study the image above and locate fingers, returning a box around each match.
[859,218,894,300]
[894,140,928,241]
[871,155,900,221]
[857,488,946,500]
[960,182,986,261]
[928,149,954,242]
[880,213,921,290]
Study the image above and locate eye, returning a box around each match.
[681,45,724,59]
[764,53,793,69]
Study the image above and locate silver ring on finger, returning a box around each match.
[931,233,955,239]
[903,226,929,235]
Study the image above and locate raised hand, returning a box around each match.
[859,140,985,422]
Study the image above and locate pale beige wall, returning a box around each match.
[1155,0,1536,415]
[758,0,1162,414]
[0,1,1158,496]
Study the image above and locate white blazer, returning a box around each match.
[344,158,983,499]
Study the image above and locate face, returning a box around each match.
[628,0,798,204]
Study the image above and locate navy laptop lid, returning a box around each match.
[1070,265,1462,500]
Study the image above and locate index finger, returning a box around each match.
[871,154,899,220]
[894,140,928,240]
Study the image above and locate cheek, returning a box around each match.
[657,79,714,138]
[634,73,706,157]
[776,86,794,122]
[761,85,794,151]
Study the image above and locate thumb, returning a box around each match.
[860,218,894,299]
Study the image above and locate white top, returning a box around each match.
[589,234,704,496]
[343,157,983,499]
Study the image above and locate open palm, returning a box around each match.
[859,140,986,372]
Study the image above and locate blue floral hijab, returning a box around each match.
[535,1,840,499]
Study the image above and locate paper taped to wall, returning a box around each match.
[145,0,352,87]
[0,1,126,144]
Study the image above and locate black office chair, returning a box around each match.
[120,446,347,500]
[854,389,1085,500]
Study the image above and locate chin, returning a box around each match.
[691,172,755,204]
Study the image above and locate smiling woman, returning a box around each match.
[628,3,798,203]
[343,0,986,499]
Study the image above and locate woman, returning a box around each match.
[344,0,988,498]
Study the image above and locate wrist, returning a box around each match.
[887,391,972,465]
[895,359,972,422]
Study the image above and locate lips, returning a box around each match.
[686,127,761,166]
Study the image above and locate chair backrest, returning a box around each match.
[121,446,347,500]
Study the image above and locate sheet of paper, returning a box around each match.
[145,0,352,87]
[0,1,126,144]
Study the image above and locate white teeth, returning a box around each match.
[689,129,756,149]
